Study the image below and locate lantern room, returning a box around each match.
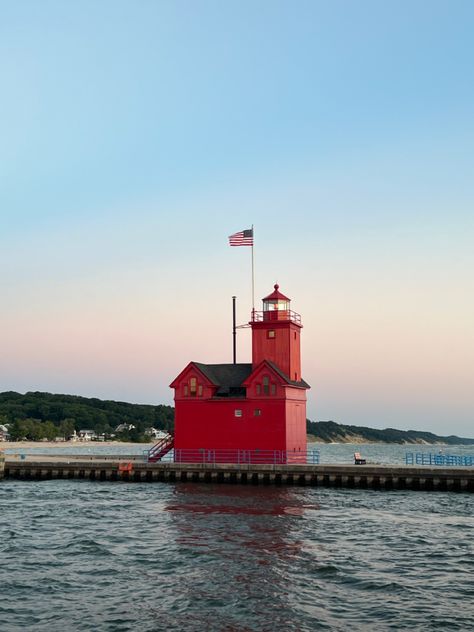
[262,284,291,321]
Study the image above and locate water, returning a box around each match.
[5,441,474,465]
[1,448,473,631]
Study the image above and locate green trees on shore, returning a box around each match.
[0,391,174,442]
[306,419,474,445]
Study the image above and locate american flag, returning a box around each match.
[228,228,253,246]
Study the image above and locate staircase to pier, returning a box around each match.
[148,434,174,463]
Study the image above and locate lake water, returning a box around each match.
[1,444,473,631]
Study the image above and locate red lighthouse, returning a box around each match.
[166,285,310,463]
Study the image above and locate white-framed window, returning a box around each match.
[234,409,243,418]
[267,330,276,339]
[254,409,261,417]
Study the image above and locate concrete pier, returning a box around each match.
[2,457,473,492]
[0,451,4,479]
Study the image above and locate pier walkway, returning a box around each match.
[2,455,473,492]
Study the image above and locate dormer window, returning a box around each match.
[263,376,269,395]
[190,377,197,396]
[183,385,188,397]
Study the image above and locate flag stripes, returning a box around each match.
[228,228,253,246]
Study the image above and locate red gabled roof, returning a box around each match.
[169,362,253,390]
[169,362,217,389]
[262,283,291,302]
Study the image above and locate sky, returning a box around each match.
[1,0,473,436]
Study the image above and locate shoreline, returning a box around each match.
[0,440,155,450]
[306,438,468,445]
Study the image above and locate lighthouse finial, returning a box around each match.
[274,283,279,291]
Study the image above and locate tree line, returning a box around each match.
[306,419,474,445]
[0,391,174,442]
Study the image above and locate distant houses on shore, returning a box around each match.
[0,423,166,443]
[0,424,10,441]
[72,426,166,442]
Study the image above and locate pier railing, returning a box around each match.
[406,452,474,467]
[146,448,320,465]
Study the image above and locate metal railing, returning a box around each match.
[147,448,320,465]
[406,452,474,467]
[147,435,174,462]
[251,310,301,325]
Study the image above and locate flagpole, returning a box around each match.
[251,224,255,316]
[232,296,237,364]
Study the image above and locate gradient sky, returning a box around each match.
[1,1,473,435]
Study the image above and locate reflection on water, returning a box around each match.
[166,483,319,516]
[162,485,311,631]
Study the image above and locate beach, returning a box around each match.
[0,440,155,451]
[1,440,156,462]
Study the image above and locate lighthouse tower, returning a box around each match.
[168,284,310,463]
[251,284,302,382]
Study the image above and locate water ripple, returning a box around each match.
[0,480,472,631]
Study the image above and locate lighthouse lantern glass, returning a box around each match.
[263,298,289,312]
